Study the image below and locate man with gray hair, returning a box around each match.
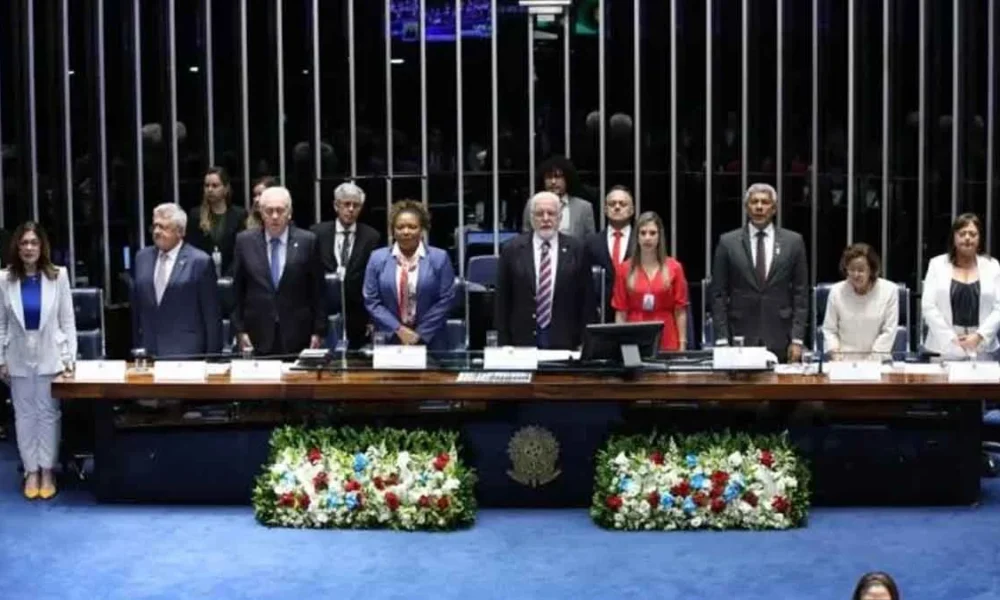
[311,182,381,348]
[710,183,808,362]
[131,203,221,358]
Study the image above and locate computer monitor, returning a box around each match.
[580,321,663,367]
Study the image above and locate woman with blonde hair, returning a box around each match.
[246,175,276,229]
[188,166,247,276]
[611,211,689,351]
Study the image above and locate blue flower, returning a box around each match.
[326,493,343,509]
[353,453,368,473]
[345,492,359,510]
[280,472,297,486]
[618,477,633,492]
[659,493,675,509]
[682,497,697,514]
[723,483,741,502]
[685,454,698,468]
[691,474,707,490]
[419,472,430,485]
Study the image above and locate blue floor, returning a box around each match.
[1,440,998,600]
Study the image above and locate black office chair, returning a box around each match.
[217,277,235,355]
[63,287,106,480]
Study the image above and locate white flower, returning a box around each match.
[727,451,744,468]
[612,452,629,468]
[396,451,411,470]
[442,478,461,493]
[691,517,703,528]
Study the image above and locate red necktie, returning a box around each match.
[398,265,409,323]
[612,230,624,265]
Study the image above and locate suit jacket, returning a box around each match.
[0,267,77,377]
[921,253,1000,357]
[363,246,456,351]
[187,205,248,276]
[495,232,596,349]
[710,225,808,356]
[521,195,597,238]
[586,226,636,321]
[131,243,221,359]
[310,220,381,348]
[231,226,327,356]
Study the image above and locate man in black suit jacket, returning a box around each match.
[711,183,808,362]
[310,182,381,349]
[496,192,596,349]
[585,185,636,321]
[231,186,326,356]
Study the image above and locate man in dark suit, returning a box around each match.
[585,185,636,321]
[496,191,595,350]
[131,203,221,358]
[711,183,808,362]
[310,182,381,349]
[231,186,326,356]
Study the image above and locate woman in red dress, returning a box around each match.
[611,211,689,351]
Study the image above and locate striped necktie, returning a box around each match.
[536,240,553,330]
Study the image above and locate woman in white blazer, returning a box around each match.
[0,223,76,500]
[921,213,1000,359]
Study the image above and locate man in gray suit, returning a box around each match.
[711,183,808,362]
[521,155,596,237]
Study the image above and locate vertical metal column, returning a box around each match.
[669,0,677,254]
[528,19,536,194]
[206,0,215,165]
[705,0,713,274]
[348,0,358,180]
[491,0,499,254]
[240,0,250,208]
[633,0,641,215]
[276,0,286,185]
[741,0,748,198]
[62,0,76,279]
[950,0,960,218]
[810,0,819,286]
[564,14,571,157]
[28,0,39,220]
[311,0,321,222]
[420,0,429,207]
[917,0,926,289]
[776,0,784,225]
[988,0,996,252]
[598,0,606,229]
[385,0,394,237]
[847,0,855,245]
[456,0,465,277]
[97,0,111,297]
[133,0,145,247]
[881,0,890,272]
[168,0,179,205]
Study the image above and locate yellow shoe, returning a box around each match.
[23,480,39,500]
[38,484,57,500]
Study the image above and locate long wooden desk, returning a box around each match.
[51,370,998,402]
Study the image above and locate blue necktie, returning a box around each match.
[270,237,282,288]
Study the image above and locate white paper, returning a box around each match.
[484,347,539,370]
[535,349,581,362]
[373,345,427,370]
[824,361,884,382]
[230,359,284,381]
[153,361,207,382]
[894,362,946,376]
[947,361,1000,383]
[206,363,231,376]
[74,360,128,382]
[712,346,772,370]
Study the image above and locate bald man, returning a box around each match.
[496,192,596,349]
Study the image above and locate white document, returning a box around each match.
[712,346,773,370]
[153,361,207,382]
[946,361,1000,383]
[74,360,128,382]
[484,347,539,371]
[230,359,284,381]
[373,345,428,370]
[824,361,883,382]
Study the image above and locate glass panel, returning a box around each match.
[210,0,247,205]
[851,0,885,268]
[317,0,350,223]
[888,0,920,286]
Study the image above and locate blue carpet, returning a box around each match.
[0,441,998,600]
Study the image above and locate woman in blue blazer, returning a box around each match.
[363,200,455,351]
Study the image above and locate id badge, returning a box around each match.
[642,293,656,312]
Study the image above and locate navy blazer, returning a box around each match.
[131,242,221,358]
[363,245,455,350]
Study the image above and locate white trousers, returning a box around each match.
[11,373,60,472]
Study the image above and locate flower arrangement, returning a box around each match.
[253,426,477,531]
[591,431,810,531]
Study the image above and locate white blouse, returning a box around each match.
[822,278,899,357]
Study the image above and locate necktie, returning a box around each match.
[612,230,624,265]
[397,258,414,324]
[340,230,353,267]
[755,230,767,284]
[536,241,553,330]
[154,253,169,304]
[270,237,282,288]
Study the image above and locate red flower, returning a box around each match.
[344,479,361,492]
[433,452,451,471]
[312,472,329,491]
[418,495,431,508]
[605,495,623,511]
[742,491,759,507]
[387,473,399,486]
[710,470,729,486]
[298,493,310,510]
[772,496,790,514]
[692,492,708,507]
[437,496,451,510]
[278,492,296,507]
[373,476,385,490]
[759,450,775,468]
[385,492,400,511]
[710,498,726,513]
[307,447,322,465]
[670,480,691,498]
[650,451,665,466]
[709,485,723,500]
[647,491,661,508]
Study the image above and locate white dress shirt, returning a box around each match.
[393,242,425,326]
[606,224,631,265]
[266,227,290,280]
[335,220,355,266]
[748,222,776,276]
[533,233,560,290]
[157,241,183,287]
[558,198,571,234]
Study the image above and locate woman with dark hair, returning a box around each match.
[188,166,247,276]
[921,213,1000,359]
[852,571,900,600]
[611,211,689,351]
[822,243,899,360]
[363,200,455,350]
[520,155,596,237]
[246,175,277,230]
[0,223,76,500]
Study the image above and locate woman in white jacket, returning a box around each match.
[921,213,1000,359]
[0,222,76,500]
